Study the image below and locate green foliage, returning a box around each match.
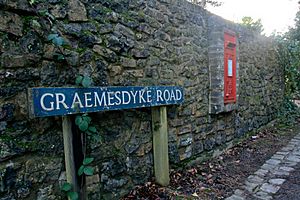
[47,34,65,46]
[67,192,79,200]
[53,53,65,61]
[28,0,46,5]
[75,76,83,85]
[61,183,78,200]
[83,157,94,165]
[78,157,95,176]
[275,9,300,123]
[61,183,72,192]
[38,9,55,21]
[276,37,300,99]
[47,33,67,61]
[75,113,102,176]
[28,0,37,5]
[83,166,94,176]
[88,126,97,133]
[28,0,102,192]
[75,75,93,87]
[277,97,300,125]
[78,165,85,176]
[75,114,91,132]
[82,76,92,88]
[75,113,103,142]
[240,16,264,34]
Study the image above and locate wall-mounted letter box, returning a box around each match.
[224,31,236,104]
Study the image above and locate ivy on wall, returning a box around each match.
[27,1,102,199]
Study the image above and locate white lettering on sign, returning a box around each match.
[36,87,184,115]
[176,89,182,101]
[130,91,138,104]
[139,90,146,103]
[169,90,174,101]
[56,93,69,110]
[72,92,84,108]
[157,90,163,102]
[146,90,151,102]
[94,92,107,107]
[40,93,54,111]
[84,92,93,108]
[107,91,115,106]
[122,91,131,105]
[115,91,122,105]
[163,90,170,101]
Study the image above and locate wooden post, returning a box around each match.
[62,116,80,198]
[151,106,170,186]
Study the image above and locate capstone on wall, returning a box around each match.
[0,0,283,199]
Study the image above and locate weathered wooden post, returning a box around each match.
[151,106,170,186]
[62,116,80,196]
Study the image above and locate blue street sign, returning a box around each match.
[29,86,184,117]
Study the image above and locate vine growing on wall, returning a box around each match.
[274,35,300,124]
[27,1,102,199]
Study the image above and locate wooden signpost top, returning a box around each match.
[29,86,184,117]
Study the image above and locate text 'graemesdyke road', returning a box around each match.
[29,86,184,117]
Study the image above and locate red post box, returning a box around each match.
[224,31,236,104]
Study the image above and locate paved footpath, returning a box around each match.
[226,132,300,200]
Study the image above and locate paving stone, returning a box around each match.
[287,144,296,148]
[276,151,289,155]
[244,181,260,192]
[261,163,276,170]
[281,161,298,167]
[254,169,269,177]
[271,154,285,160]
[253,191,273,200]
[286,155,300,162]
[293,151,300,156]
[234,189,245,196]
[273,170,289,176]
[266,159,281,166]
[279,166,294,172]
[247,175,264,184]
[269,178,285,185]
[293,136,300,140]
[260,183,280,194]
[225,194,245,200]
[281,147,294,151]
[289,142,300,146]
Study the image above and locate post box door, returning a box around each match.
[224,32,236,104]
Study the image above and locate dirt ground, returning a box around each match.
[122,117,300,200]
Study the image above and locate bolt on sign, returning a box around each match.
[28,86,184,117]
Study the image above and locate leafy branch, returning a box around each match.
[61,182,79,200]
[75,75,93,88]
[78,157,94,176]
[75,114,102,143]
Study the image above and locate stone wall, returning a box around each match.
[0,0,283,199]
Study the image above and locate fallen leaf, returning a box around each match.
[192,192,199,197]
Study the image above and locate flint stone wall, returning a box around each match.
[0,0,283,199]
